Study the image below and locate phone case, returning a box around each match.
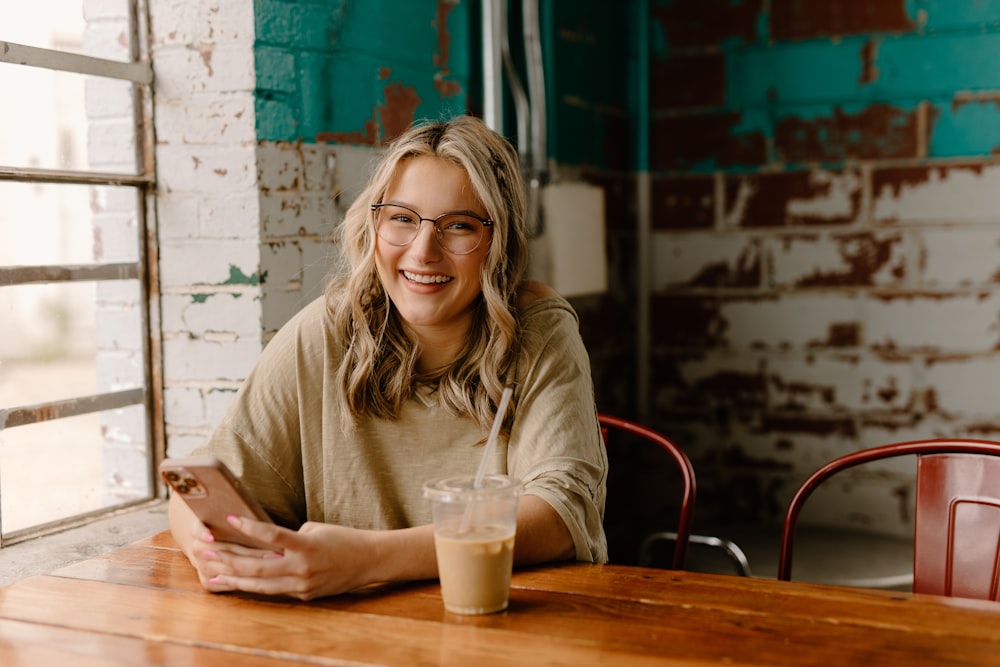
[159,456,274,549]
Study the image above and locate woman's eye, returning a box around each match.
[442,218,476,232]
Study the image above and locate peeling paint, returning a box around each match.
[770,375,836,409]
[188,293,246,304]
[858,39,879,85]
[197,43,214,77]
[775,104,925,163]
[316,117,379,146]
[379,82,422,142]
[876,377,900,404]
[872,163,997,220]
[221,265,266,287]
[432,0,462,98]
[652,113,768,171]
[770,0,915,41]
[795,233,902,287]
[649,0,763,49]
[951,91,1000,112]
[688,243,762,288]
[827,323,860,347]
[724,171,861,227]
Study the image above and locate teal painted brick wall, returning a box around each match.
[652,0,1000,172]
[254,0,471,145]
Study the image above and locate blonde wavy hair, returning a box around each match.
[326,115,529,432]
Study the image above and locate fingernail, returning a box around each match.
[203,550,218,560]
[227,515,241,527]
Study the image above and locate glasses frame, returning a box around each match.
[371,203,494,255]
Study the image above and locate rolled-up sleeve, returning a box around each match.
[507,298,609,563]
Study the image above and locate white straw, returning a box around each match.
[459,385,514,534]
[473,385,514,489]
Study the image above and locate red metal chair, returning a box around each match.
[598,414,694,570]
[598,414,751,575]
[777,439,1000,601]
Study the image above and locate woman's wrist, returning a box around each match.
[366,524,439,585]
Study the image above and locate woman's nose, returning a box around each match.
[409,220,443,258]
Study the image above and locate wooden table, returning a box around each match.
[1,531,999,666]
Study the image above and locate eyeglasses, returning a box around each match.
[371,203,493,255]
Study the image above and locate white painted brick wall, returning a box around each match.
[768,231,910,289]
[922,357,1000,417]
[864,293,1000,351]
[159,292,264,337]
[651,232,758,288]
[150,0,258,459]
[155,145,259,194]
[157,239,263,287]
[154,96,258,145]
[655,154,1000,535]
[873,165,1000,223]
[93,213,139,262]
[720,294,863,348]
[920,228,1000,286]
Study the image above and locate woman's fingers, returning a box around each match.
[225,515,289,554]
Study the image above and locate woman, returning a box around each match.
[168,115,608,600]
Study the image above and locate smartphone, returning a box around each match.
[159,456,275,550]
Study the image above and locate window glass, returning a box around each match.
[0,0,133,61]
[0,64,139,174]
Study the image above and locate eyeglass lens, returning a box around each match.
[374,205,488,254]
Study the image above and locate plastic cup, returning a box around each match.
[424,474,522,615]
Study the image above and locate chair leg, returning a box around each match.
[639,531,753,577]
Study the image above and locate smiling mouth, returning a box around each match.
[402,270,453,285]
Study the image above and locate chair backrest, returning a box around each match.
[777,439,1000,601]
[598,414,695,570]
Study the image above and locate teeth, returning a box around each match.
[403,271,452,284]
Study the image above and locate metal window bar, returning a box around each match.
[0,5,162,546]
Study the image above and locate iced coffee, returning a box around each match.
[424,474,521,615]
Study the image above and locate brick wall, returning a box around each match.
[646,0,1000,536]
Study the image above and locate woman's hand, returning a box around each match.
[198,517,384,600]
[168,492,439,600]
[167,489,574,601]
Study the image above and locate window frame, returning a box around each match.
[0,2,163,547]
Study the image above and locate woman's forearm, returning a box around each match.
[369,494,573,584]
[512,494,576,564]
